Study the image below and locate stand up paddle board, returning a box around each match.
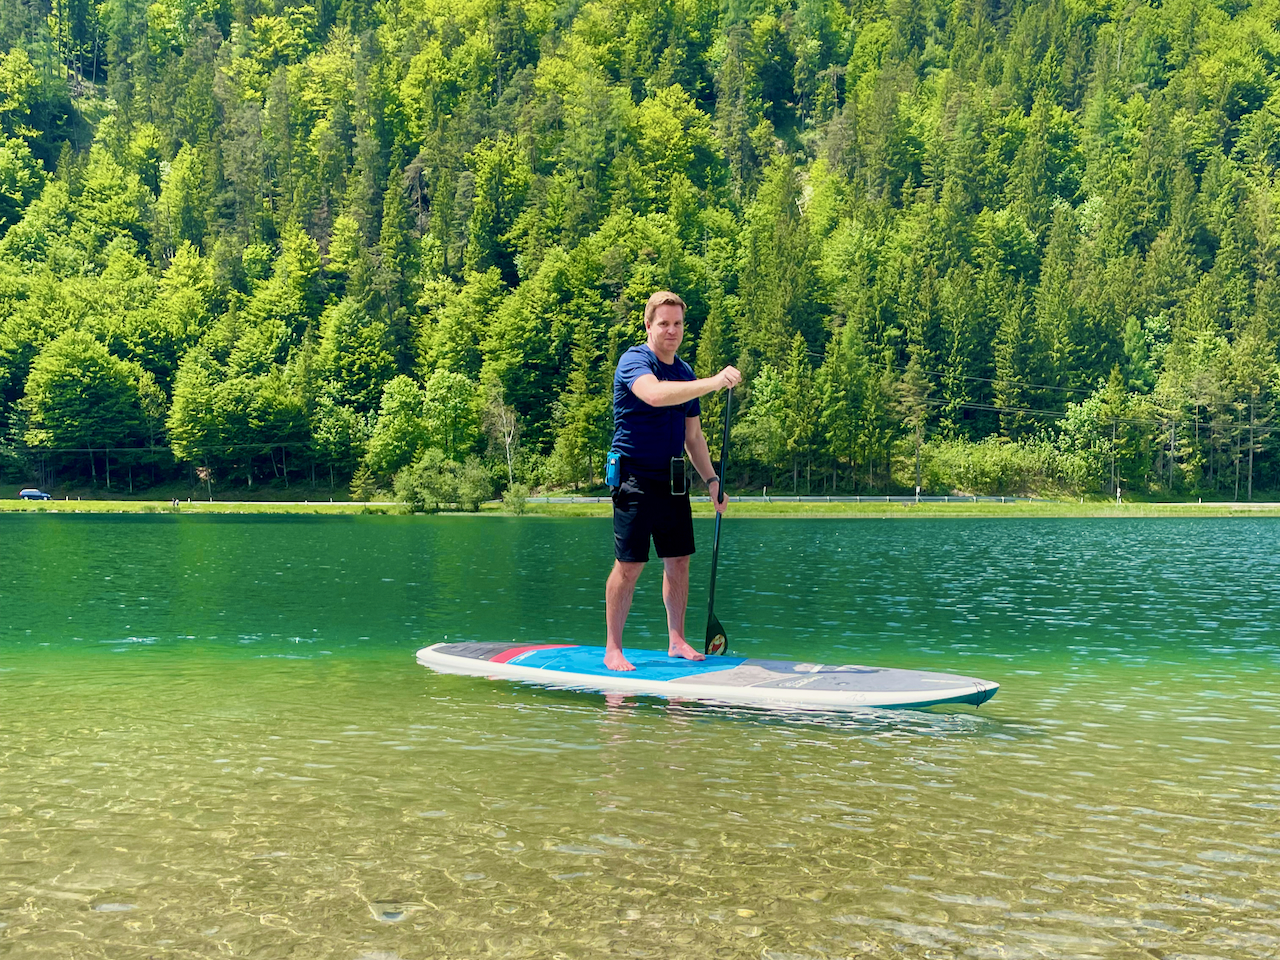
[416,642,998,710]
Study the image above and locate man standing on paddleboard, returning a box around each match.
[605,291,742,672]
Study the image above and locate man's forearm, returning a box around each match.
[686,429,716,483]
[635,376,720,408]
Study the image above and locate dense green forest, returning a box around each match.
[2,0,1279,502]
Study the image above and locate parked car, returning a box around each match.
[18,488,52,500]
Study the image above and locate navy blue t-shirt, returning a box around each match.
[612,345,701,479]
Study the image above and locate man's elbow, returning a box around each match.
[637,384,679,407]
[630,376,665,406]
[633,384,662,406]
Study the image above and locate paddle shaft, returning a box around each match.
[707,512,723,613]
[704,389,732,654]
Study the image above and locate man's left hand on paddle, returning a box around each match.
[709,478,728,515]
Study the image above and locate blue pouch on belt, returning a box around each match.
[605,451,622,488]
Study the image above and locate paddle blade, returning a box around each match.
[705,612,728,656]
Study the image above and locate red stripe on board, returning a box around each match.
[489,644,576,664]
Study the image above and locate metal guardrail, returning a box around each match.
[522,494,1042,504]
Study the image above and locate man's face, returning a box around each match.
[646,303,684,354]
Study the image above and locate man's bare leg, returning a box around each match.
[605,560,645,671]
[662,555,704,661]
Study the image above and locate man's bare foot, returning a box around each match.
[668,638,705,661]
[604,646,635,671]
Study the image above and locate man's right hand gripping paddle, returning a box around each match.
[705,388,733,656]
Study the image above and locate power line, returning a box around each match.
[887,361,1258,430]
[878,358,1107,398]
[926,396,1254,432]
[924,398,1066,420]
[806,341,1108,397]
[919,366,1100,397]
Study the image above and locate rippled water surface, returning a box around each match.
[1,514,1278,959]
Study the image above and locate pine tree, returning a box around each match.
[1034,204,1084,400]
[464,135,530,286]
[780,332,816,492]
[378,146,415,364]
[378,147,414,303]
[993,280,1039,438]
[552,319,609,488]
[895,350,932,493]
[738,156,825,372]
[693,293,733,446]
[714,23,764,199]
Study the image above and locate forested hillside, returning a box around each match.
[2,0,1279,501]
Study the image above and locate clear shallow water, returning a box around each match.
[1,514,1278,959]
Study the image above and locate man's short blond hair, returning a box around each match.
[643,291,686,326]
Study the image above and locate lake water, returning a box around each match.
[1,513,1278,959]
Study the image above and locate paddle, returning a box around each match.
[704,388,733,656]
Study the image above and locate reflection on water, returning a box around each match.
[1,514,1279,958]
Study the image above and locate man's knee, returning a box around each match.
[662,555,690,575]
[611,560,646,585]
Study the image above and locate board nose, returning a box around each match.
[972,681,999,706]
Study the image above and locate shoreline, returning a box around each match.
[4,498,1280,518]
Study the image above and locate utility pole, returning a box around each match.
[1111,418,1117,495]
[1248,392,1256,502]
[1235,409,1242,501]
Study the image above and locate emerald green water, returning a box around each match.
[1,515,1278,959]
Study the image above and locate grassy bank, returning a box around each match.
[512,499,1280,519]
[0,498,377,515]
[4,497,1280,518]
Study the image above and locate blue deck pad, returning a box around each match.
[510,645,747,680]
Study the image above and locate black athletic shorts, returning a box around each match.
[612,473,695,562]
